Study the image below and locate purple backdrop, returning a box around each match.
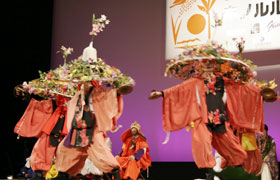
[50,0,280,161]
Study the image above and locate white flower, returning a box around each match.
[22,81,28,87]
[66,48,73,55]
[89,14,109,37]
[28,87,35,94]
[105,20,110,24]
[61,46,67,51]
[100,14,107,21]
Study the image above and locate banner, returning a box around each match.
[166,0,280,59]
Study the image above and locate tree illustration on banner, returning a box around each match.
[170,0,197,45]
[197,0,216,39]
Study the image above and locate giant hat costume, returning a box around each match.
[164,40,257,83]
[21,14,135,99]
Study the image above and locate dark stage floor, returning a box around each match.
[148,162,207,179]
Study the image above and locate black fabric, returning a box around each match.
[49,114,65,147]
[51,100,57,112]
[30,170,44,180]
[49,99,64,147]
[111,169,121,180]
[71,87,96,147]
[51,172,70,180]
[205,76,228,133]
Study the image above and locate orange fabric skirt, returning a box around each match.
[192,121,247,168]
[55,130,119,176]
[30,133,56,171]
[242,149,262,174]
[117,157,140,180]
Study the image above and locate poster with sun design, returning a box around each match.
[166,0,280,60]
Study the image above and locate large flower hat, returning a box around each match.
[165,40,257,83]
[22,14,135,98]
[23,54,135,98]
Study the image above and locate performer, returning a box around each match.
[257,124,279,180]
[149,55,276,170]
[116,121,151,180]
[52,82,126,180]
[13,14,135,180]
[14,85,69,180]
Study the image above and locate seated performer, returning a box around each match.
[116,121,151,180]
[257,124,279,180]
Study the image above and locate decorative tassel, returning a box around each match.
[111,125,123,133]
[186,121,195,132]
[162,131,170,144]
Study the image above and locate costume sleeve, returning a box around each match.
[92,87,124,132]
[14,98,53,138]
[120,139,129,157]
[226,83,264,131]
[162,78,202,132]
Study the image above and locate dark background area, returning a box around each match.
[1,0,53,178]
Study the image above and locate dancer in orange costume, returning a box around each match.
[116,121,151,180]
[53,82,126,180]
[149,58,275,170]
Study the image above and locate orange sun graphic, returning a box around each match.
[187,14,206,35]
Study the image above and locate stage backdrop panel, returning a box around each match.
[166,0,280,59]
[51,0,280,161]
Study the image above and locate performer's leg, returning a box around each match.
[191,121,216,168]
[87,130,120,173]
[122,159,140,180]
[30,133,56,172]
[212,122,247,167]
[55,138,88,176]
[242,148,262,174]
[116,157,129,179]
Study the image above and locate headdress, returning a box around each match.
[130,121,141,131]
[121,121,147,142]
[21,14,135,99]
[164,41,257,83]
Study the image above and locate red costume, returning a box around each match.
[162,77,264,168]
